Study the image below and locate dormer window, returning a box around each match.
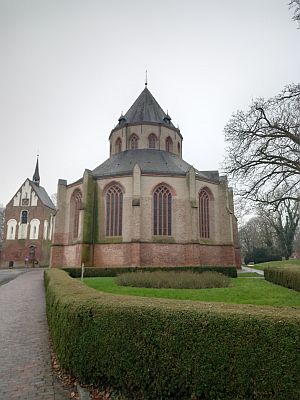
[163,114,171,124]
[118,114,126,125]
[129,134,139,150]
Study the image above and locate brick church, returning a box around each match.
[1,159,56,267]
[51,85,241,268]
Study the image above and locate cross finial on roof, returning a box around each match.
[145,70,148,86]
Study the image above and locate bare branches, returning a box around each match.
[290,0,300,26]
[223,83,300,205]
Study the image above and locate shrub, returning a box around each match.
[244,247,282,264]
[115,271,230,289]
[45,269,300,400]
[62,265,237,278]
[265,267,300,292]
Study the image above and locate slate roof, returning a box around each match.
[31,181,56,210]
[117,87,176,128]
[92,149,219,182]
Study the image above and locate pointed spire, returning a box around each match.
[33,155,40,186]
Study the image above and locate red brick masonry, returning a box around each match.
[51,242,240,268]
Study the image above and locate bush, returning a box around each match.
[115,271,230,289]
[244,247,282,264]
[45,269,300,400]
[265,267,300,292]
[62,265,237,278]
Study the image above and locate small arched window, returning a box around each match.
[153,185,172,236]
[106,184,123,236]
[30,219,40,240]
[129,134,139,150]
[148,133,157,149]
[71,190,82,240]
[166,137,173,153]
[21,210,28,224]
[177,142,180,154]
[199,189,210,238]
[7,219,17,240]
[115,138,122,154]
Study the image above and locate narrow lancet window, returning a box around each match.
[106,184,123,236]
[199,189,210,238]
[153,185,172,236]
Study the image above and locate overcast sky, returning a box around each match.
[0,0,299,206]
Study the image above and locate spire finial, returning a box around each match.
[145,70,148,86]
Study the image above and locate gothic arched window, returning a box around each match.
[21,210,28,224]
[148,133,157,149]
[106,184,123,236]
[115,138,122,154]
[129,134,139,150]
[153,185,172,236]
[166,137,173,152]
[199,189,210,238]
[71,190,82,240]
[177,142,181,154]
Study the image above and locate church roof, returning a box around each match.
[92,149,219,182]
[30,181,56,210]
[112,87,178,131]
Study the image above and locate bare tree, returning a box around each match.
[239,216,276,260]
[294,227,300,256]
[258,199,299,260]
[290,0,300,25]
[223,83,300,205]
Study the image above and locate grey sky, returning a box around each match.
[0,0,299,206]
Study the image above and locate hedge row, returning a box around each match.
[45,269,300,400]
[62,265,237,278]
[265,267,300,292]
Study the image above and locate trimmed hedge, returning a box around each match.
[265,267,300,292]
[62,265,238,278]
[115,271,230,289]
[45,269,300,400]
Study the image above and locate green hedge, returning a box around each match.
[265,267,300,292]
[45,269,300,400]
[62,265,237,278]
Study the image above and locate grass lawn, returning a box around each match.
[237,272,262,277]
[83,276,300,308]
[254,259,300,271]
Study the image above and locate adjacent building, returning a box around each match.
[1,159,56,267]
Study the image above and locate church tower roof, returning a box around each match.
[117,86,175,128]
[32,156,40,187]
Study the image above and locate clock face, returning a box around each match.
[22,199,29,206]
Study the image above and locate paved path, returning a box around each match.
[0,269,26,286]
[0,269,70,400]
[240,266,264,276]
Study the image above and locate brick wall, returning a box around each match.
[51,242,240,268]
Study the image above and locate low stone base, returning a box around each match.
[50,242,241,268]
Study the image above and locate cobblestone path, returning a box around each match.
[0,269,70,399]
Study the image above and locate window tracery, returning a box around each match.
[106,184,123,236]
[199,189,210,238]
[153,185,172,236]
